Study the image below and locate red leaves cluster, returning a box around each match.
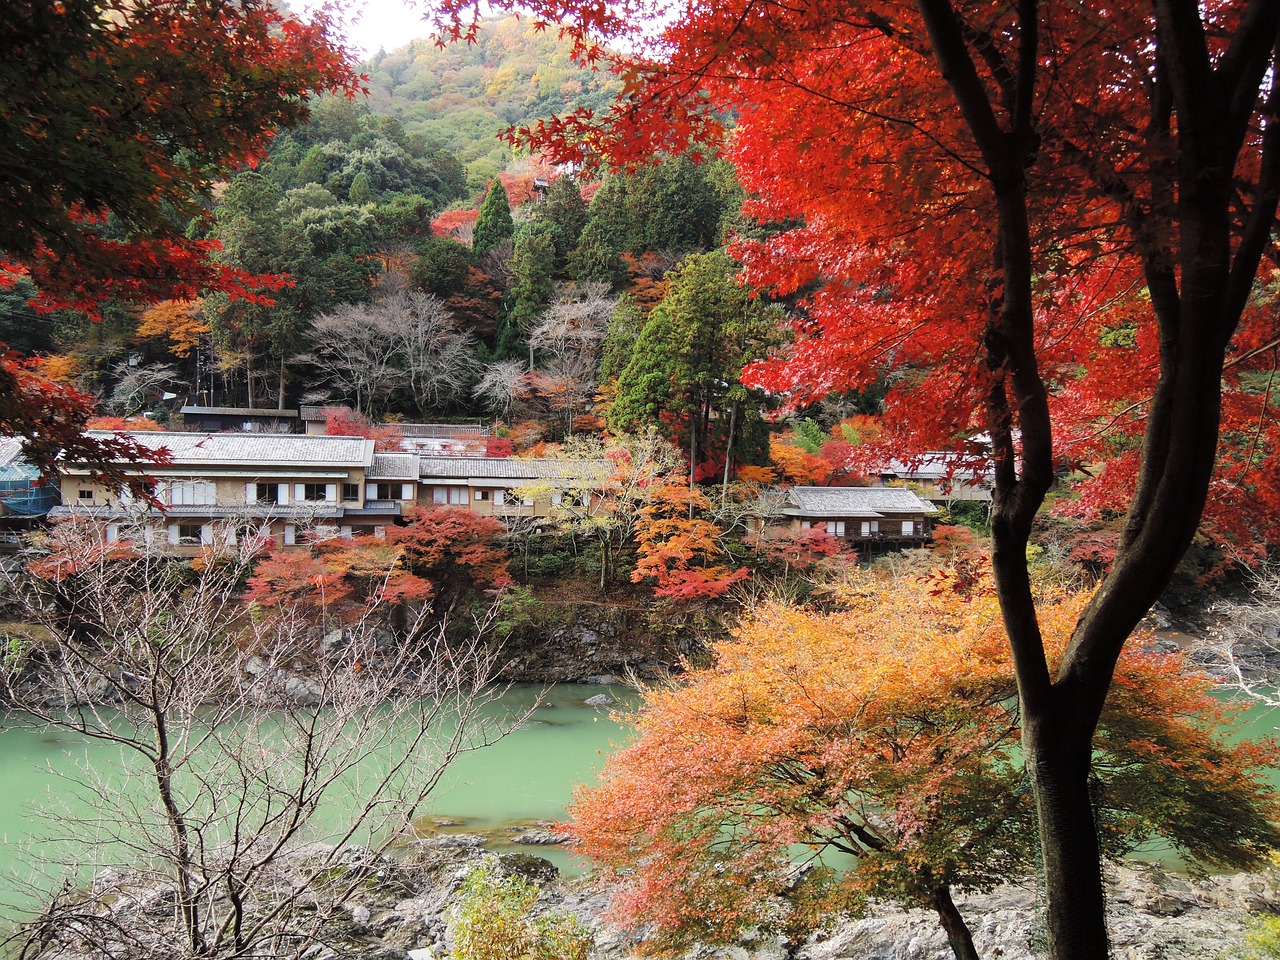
[244,507,512,625]
[322,408,405,452]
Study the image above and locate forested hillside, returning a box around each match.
[361,17,620,186]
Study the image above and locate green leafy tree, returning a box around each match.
[526,175,588,267]
[506,222,557,364]
[473,179,516,256]
[409,236,473,299]
[610,251,778,480]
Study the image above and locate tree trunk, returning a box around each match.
[930,884,981,960]
[1024,717,1108,960]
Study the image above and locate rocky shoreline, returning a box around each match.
[31,841,1274,960]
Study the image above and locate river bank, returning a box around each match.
[20,843,1272,960]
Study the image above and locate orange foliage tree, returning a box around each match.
[135,300,210,360]
[429,2,1280,951]
[631,482,748,601]
[768,435,832,486]
[571,571,1278,959]
[245,509,512,627]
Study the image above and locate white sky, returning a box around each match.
[302,1,440,59]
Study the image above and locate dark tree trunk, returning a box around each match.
[931,885,982,960]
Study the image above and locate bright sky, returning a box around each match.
[300,1,440,59]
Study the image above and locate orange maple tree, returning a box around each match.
[571,570,1278,959]
[430,2,1280,952]
[631,482,748,601]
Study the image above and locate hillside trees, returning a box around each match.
[572,572,1279,959]
[429,2,1280,954]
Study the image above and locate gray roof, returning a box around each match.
[368,453,420,481]
[179,405,299,420]
[784,486,938,518]
[74,431,375,468]
[418,456,609,484]
[879,453,993,483]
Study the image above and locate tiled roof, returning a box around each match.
[878,453,994,483]
[418,456,609,483]
[76,431,375,468]
[368,453,420,480]
[784,486,938,517]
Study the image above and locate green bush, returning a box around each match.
[450,860,592,960]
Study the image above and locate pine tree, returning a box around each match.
[472,179,514,256]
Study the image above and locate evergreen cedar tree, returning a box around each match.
[472,179,516,257]
[430,1,1280,956]
[0,0,358,479]
[571,572,1279,960]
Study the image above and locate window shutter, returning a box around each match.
[245,482,257,503]
[432,488,446,504]
[201,525,214,545]
[494,490,505,506]
[326,483,337,503]
[400,483,414,500]
[167,523,179,545]
[283,524,296,546]
[294,484,306,502]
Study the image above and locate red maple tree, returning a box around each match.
[431,2,1280,955]
[1,0,359,475]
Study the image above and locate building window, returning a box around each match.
[78,489,93,501]
[372,482,413,500]
[474,490,490,502]
[830,521,846,537]
[168,480,215,506]
[177,523,203,545]
[302,483,328,502]
[342,483,360,502]
[431,487,467,505]
[257,483,282,504]
[901,520,916,536]
[861,520,879,536]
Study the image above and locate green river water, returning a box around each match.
[0,683,1275,920]
[0,684,636,914]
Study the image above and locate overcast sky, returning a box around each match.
[302,0,438,58]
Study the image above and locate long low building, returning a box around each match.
[51,431,413,551]
[759,485,939,545]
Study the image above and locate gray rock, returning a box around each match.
[411,834,487,850]
[584,693,616,707]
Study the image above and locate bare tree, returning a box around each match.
[473,359,529,422]
[527,282,616,436]
[1206,567,1280,707]
[2,516,513,960]
[383,290,479,416]
[307,303,404,416]
[108,361,177,416]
